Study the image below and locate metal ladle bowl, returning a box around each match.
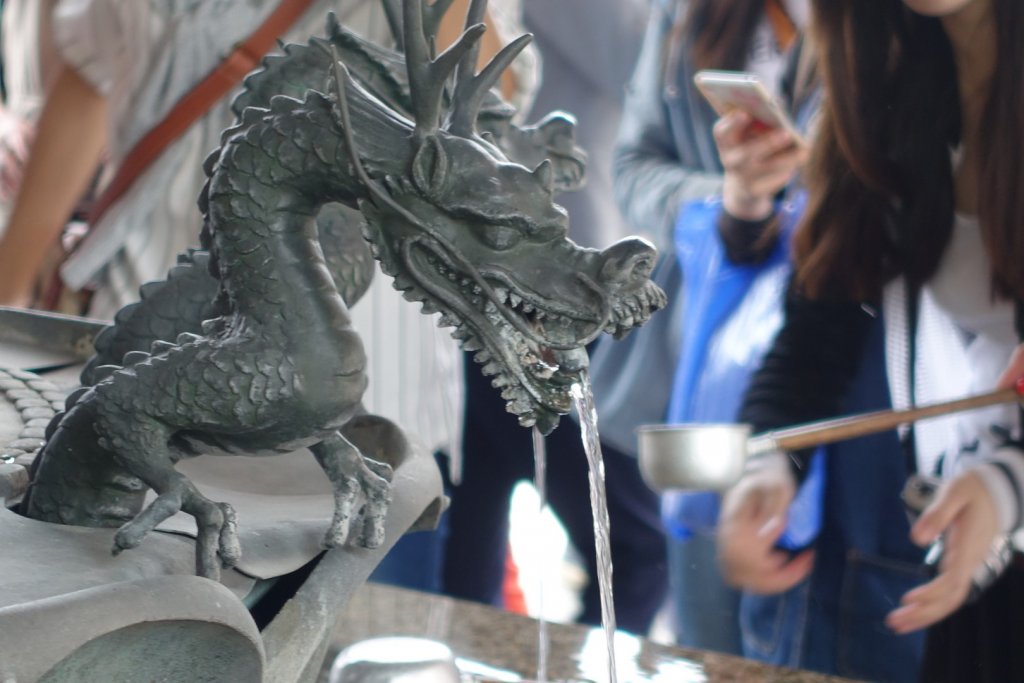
[638,383,1024,492]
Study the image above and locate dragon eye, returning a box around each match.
[479,224,523,250]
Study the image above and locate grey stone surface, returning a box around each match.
[324,584,859,683]
[0,576,264,683]
[14,398,50,410]
[0,463,28,501]
[6,437,42,451]
[13,453,36,468]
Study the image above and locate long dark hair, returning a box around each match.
[794,0,1024,302]
[680,0,765,71]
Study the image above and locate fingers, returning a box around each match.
[719,531,814,594]
[911,478,970,546]
[717,113,806,221]
[718,469,810,594]
[746,549,816,595]
[719,128,800,172]
[886,569,971,634]
[712,110,752,149]
[888,472,1001,633]
[996,343,1024,390]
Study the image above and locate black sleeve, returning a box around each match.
[716,212,782,264]
[740,281,876,480]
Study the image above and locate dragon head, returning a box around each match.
[337,0,665,433]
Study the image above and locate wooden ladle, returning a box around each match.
[638,380,1024,492]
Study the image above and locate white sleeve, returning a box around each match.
[52,0,150,96]
[972,446,1024,533]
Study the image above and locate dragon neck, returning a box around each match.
[204,90,410,333]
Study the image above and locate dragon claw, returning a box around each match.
[217,503,242,568]
[320,453,392,550]
[193,500,242,580]
[323,477,361,548]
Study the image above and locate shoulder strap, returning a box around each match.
[86,0,317,225]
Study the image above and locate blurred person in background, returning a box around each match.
[607,0,812,657]
[441,0,670,636]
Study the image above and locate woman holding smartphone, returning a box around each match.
[607,0,811,657]
[718,0,1024,679]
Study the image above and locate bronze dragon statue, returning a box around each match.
[79,5,585,386]
[21,0,664,580]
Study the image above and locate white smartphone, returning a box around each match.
[693,69,803,142]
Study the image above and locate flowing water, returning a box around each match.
[571,374,618,683]
[532,426,550,682]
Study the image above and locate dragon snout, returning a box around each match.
[598,237,657,293]
[536,112,578,153]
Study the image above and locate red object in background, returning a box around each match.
[502,543,528,615]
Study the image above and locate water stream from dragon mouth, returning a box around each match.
[532,426,550,682]
[571,374,619,683]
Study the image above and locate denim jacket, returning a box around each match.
[588,0,725,456]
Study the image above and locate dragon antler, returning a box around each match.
[403,0,483,137]
[447,0,532,138]
[422,0,458,41]
[403,0,532,140]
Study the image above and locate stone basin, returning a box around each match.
[322,583,862,683]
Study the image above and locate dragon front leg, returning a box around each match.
[311,432,393,549]
[103,417,242,580]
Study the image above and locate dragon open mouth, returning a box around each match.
[400,237,592,432]
[362,213,663,435]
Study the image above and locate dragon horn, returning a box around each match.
[423,0,458,40]
[404,0,485,137]
[447,27,532,138]
[452,0,488,91]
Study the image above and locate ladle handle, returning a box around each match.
[761,382,1024,453]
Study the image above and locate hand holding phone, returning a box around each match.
[694,69,803,143]
[699,71,809,220]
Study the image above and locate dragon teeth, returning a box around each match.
[519,415,537,428]
[510,397,532,413]
[532,365,555,380]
